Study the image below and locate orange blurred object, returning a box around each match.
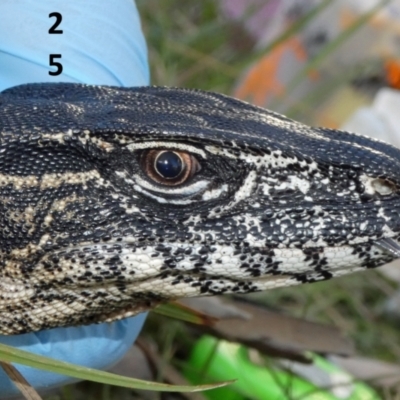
[234,38,308,106]
[385,59,400,90]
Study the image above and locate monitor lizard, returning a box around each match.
[0,82,399,334]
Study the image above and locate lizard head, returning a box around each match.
[0,82,399,333]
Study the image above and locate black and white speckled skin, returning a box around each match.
[0,82,398,334]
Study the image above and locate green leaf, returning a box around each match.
[0,342,233,393]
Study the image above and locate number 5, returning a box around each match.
[49,54,63,76]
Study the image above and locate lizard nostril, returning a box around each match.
[371,178,396,195]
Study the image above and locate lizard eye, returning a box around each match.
[141,149,201,186]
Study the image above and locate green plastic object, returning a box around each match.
[184,335,380,400]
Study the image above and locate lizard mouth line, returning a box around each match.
[374,238,400,258]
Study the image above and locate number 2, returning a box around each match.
[49,12,63,34]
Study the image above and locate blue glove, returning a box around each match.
[0,1,149,396]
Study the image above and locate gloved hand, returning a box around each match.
[0,1,149,396]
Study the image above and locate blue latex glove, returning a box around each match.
[0,1,149,396]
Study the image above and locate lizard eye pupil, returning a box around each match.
[155,151,183,179]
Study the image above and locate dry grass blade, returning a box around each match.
[184,297,354,362]
[154,301,218,326]
[331,355,400,388]
[0,361,42,400]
